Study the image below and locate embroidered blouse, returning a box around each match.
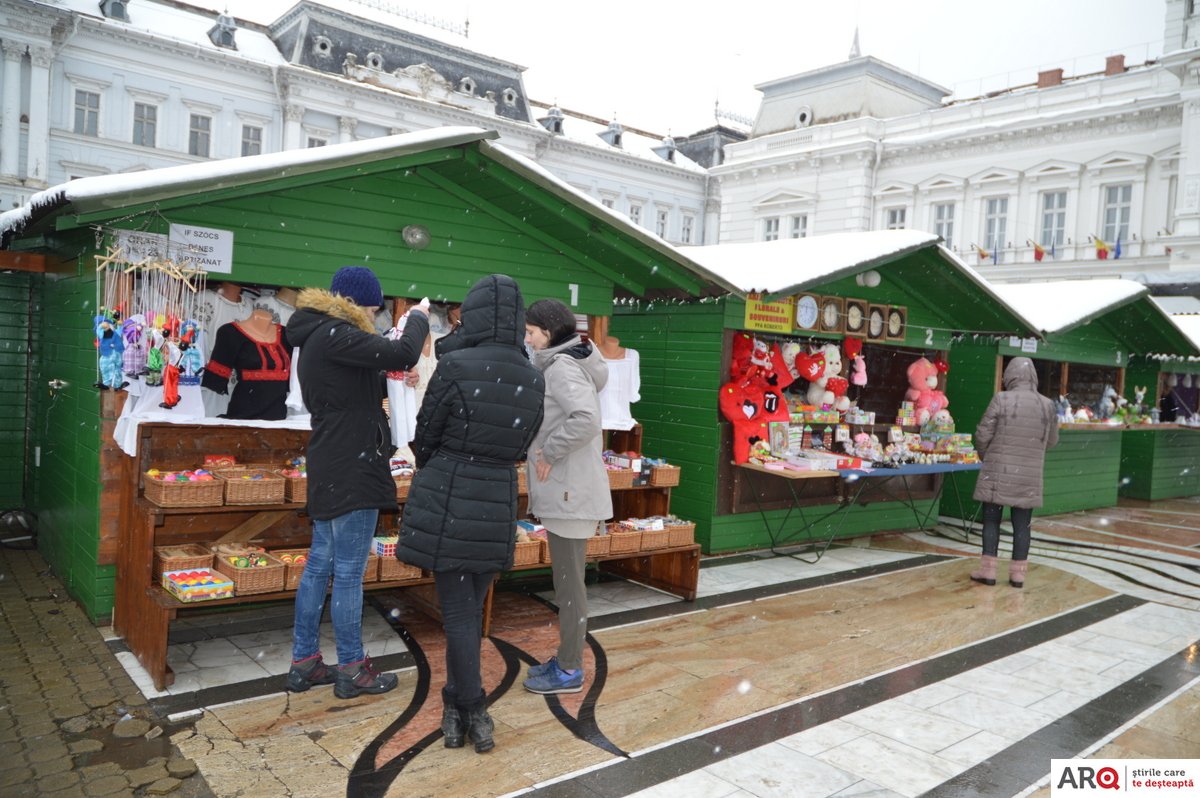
[201,321,293,420]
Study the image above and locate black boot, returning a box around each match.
[458,695,494,754]
[441,687,464,749]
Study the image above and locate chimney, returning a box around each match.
[1037,68,1064,88]
[1105,54,1126,75]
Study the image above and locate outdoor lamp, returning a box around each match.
[855,270,882,288]
[401,224,431,250]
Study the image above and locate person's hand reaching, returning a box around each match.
[408,297,431,317]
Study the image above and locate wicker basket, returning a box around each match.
[512,539,542,567]
[516,465,528,496]
[153,544,213,579]
[272,548,309,591]
[394,476,412,502]
[281,474,307,504]
[143,475,224,508]
[666,521,696,548]
[606,468,635,490]
[214,468,286,505]
[213,550,286,595]
[608,528,642,554]
[539,538,552,564]
[379,557,422,582]
[649,464,682,487]
[585,534,611,558]
[640,528,669,550]
[362,554,380,583]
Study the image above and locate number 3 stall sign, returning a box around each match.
[169,224,234,274]
[743,293,795,334]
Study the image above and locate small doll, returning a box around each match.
[94,311,126,390]
[121,315,148,378]
[144,329,165,387]
[177,319,204,385]
[159,337,183,409]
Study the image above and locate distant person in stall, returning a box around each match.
[970,357,1059,589]
[397,275,544,754]
[521,298,612,696]
[284,266,429,699]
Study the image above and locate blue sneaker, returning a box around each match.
[523,660,583,694]
[526,656,559,679]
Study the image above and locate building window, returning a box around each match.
[601,198,614,209]
[188,113,211,157]
[74,90,100,136]
[885,207,906,230]
[656,209,668,238]
[241,125,262,156]
[1102,184,1132,244]
[985,197,1008,263]
[1040,191,1066,248]
[933,202,954,248]
[763,217,780,241]
[789,214,808,239]
[307,136,328,148]
[681,214,694,244]
[629,204,642,225]
[132,102,156,147]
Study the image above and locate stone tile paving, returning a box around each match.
[0,544,212,797]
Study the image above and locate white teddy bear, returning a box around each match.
[806,342,850,412]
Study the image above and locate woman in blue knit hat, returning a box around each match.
[284,266,430,699]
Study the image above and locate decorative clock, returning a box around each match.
[844,298,868,336]
[886,305,907,341]
[794,293,819,330]
[819,296,845,333]
[867,304,888,341]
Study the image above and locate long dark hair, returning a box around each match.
[525,299,578,347]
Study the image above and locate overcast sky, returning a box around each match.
[200,0,1168,135]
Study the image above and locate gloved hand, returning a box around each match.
[409,297,431,317]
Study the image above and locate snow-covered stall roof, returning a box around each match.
[1170,314,1200,351]
[990,279,1147,335]
[1153,296,1200,316]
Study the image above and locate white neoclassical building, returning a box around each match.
[1,0,723,246]
[712,0,1200,294]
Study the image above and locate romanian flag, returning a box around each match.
[1093,236,1110,260]
[974,244,991,263]
[1030,240,1046,262]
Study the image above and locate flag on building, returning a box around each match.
[1030,240,1046,262]
[1093,236,1110,260]
[1114,235,1122,260]
[974,244,991,263]
[1050,242,1056,259]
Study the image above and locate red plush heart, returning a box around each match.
[825,376,849,397]
[933,355,950,374]
[843,337,863,358]
[794,351,826,382]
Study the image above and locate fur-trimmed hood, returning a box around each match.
[288,287,376,345]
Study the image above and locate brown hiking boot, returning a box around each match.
[334,656,398,699]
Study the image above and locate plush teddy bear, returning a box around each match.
[904,357,949,425]
[806,343,850,412]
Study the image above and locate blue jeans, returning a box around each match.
[292,508,378,665]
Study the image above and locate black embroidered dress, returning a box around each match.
[201,321,293,420]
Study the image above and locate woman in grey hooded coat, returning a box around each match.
[970,357,1059,588]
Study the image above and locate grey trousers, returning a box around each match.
[546,533,588,671]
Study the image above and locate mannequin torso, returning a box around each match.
[238,308,279,343]
[597,335,626,360]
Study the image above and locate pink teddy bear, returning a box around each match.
[905,357,949,425]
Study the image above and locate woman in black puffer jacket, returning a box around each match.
[398,274,544,754]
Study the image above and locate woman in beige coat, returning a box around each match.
[522,299,612,695]
[970,357,1059,588]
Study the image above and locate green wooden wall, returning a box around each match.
[28,255,109,620]
[1119,428,1200,501]
[0,272,32,511]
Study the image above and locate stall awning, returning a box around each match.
[0,127,738,301]
[677,230,1043,338]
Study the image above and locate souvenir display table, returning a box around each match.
[114,422,698,690]
[1119,424,1200,501]
[737,461,981,558]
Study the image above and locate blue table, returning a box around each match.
[737,461,982,562]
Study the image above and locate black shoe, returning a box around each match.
[286,655,336,692]
[334,656,398,699]
[459,697,495,753]
[442,687,464,748]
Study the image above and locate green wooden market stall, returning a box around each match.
[1119,310,1200,501]
[940,279,1200,521]
[608,231,1041,554]
[0,126,735,621]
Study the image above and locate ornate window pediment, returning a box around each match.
[752,190,816,210]
[967,166,1020,185]
[1026,160,1082,179]
[874,181,914,197]
[917,174,965,192]
[1086,151,1149,174]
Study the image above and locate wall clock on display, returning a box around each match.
[886,305,907,341]
[867,304,888,341]
[795,293,819,331]
[819,296,845,333]
[844,298,868,336]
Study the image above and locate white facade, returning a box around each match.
[0,0,715,248]
[713,0,1200,290]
